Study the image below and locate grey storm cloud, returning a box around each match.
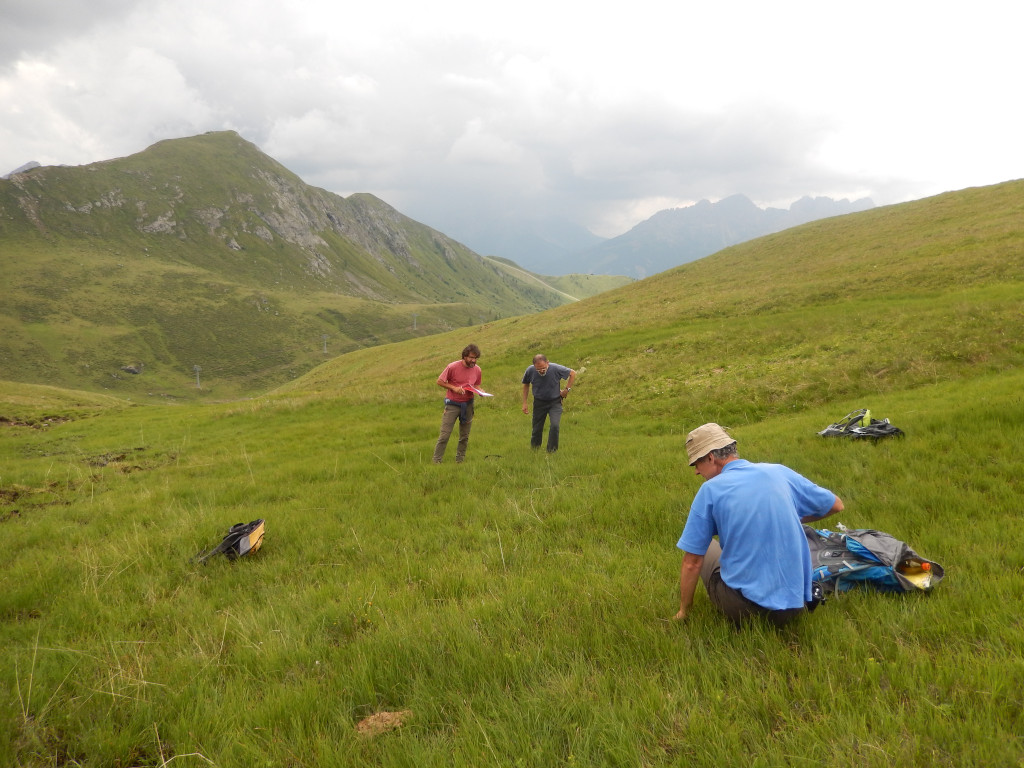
[1,0,1020,242]
[0,0,147,68]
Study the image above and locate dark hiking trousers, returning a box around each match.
[531,397,563,452]
[700,540,805,627]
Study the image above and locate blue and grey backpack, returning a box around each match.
[804,525,944,594]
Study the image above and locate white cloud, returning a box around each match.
[1,0,1021,242]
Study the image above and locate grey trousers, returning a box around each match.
[700,540,805,627]
[432,400,473,463]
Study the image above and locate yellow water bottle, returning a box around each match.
[897,558,932,589]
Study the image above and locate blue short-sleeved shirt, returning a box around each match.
[677,459,836,611]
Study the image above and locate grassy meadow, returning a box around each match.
[2,181,1024,766]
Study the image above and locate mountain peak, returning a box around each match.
[2,160,41,179]
[0,132,576,396]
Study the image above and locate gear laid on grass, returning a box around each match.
[818,408,904,440]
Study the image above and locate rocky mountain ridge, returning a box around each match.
[0,132,572,397]
[1,160,41,179]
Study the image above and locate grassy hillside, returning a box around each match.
[486,256,634,300]
[286,181,1024,425]
[2,180,1023,767]
[0,132,580,400]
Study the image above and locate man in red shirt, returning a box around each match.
[432,344,482,464]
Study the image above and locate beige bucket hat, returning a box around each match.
[685,423,736,465]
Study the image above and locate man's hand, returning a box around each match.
[521,404,529,414]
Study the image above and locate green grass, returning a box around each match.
[485,257,634,300]
[2,179,1024,766]
[2,370,1023,766]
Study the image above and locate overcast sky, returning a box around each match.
[2,0,1020,239]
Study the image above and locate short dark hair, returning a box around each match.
[462,344,481,359]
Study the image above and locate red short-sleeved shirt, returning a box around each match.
[437,360,481,403]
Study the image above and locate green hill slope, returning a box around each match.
[0,132,575,398]
[282,180,1024,425]
[485,256,634,300]
[2,180,1024,767]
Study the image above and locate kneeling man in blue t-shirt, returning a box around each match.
[675,423,844,627]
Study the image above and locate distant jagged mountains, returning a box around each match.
[488,194,874,278]
[569,194,875,278]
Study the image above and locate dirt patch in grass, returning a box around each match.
[85,447,178,473]
[0,414,72,429]
[355,710,413,737]
[0,481,68,520]
[87,448,146,472]
[2,448,177,521]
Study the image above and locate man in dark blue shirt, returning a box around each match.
[521,354,577,453]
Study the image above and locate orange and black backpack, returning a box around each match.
[197,519,265,563]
